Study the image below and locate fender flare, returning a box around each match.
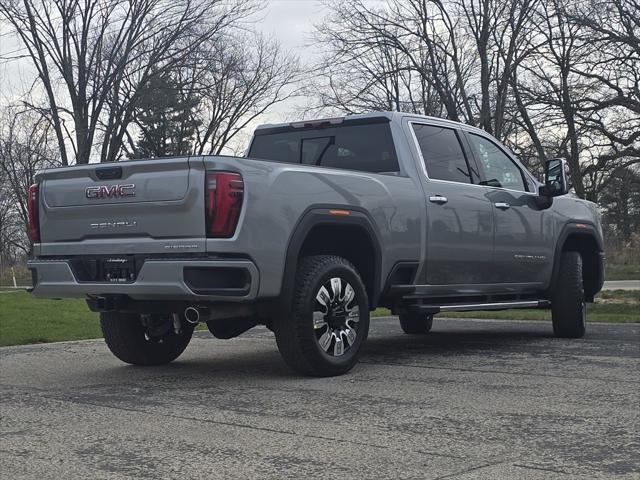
[280,205,384,309]
[548,221,605,298]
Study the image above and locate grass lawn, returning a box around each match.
[606,264,640,281]
[0,291,100,346]
[1,289,638,347]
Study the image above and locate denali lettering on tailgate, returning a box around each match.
[90,221,138,229]
[86,184,135,199]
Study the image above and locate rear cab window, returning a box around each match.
[248,120,399,174]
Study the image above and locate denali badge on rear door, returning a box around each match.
[86,184,135,199]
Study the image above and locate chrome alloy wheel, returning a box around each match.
[312,277,360,357]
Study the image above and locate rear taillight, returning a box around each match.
[205,172,244,238]
[27,183,40,243]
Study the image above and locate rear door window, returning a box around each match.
[411,124,472,184]
[249,121,399,174]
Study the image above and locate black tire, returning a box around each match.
[100,311,194,365]
[274,255,370,377]
[399,312,434,334]
[551,251,587,338]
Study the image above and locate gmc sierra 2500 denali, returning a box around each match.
[27,112,604,376]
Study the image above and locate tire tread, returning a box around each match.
[552,251,586,338]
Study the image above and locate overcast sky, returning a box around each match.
[247,0,327,123]
[260,0,325,57]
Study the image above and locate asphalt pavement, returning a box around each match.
[1,317,638,479]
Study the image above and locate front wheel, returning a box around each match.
[551,251,587,338]
[274,255,370,377]
[100,312,194,365]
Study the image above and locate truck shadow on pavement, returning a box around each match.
[96,326,558,382]
[363,328,555,355]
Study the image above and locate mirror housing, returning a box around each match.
[539,158,569,198]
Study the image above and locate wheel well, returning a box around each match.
[561,233,602,301]
[298,224,378,307]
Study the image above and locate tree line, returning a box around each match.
[0,0,638,266]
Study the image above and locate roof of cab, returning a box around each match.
[253,111,487,136]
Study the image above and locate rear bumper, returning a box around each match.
[28,258,259,301]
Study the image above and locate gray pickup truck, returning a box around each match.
[27,112,604,376]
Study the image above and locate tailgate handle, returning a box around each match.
[95,166,122,180]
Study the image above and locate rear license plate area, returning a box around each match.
[69,256,137,283]
[102,257,135,283]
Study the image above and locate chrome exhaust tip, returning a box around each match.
[184,306,200,324]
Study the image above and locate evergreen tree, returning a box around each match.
[132,72,200,158]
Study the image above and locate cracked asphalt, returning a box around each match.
[1,317,639,479]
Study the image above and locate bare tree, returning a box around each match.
[0,0,257,164]
[513,0,594,197]
[312,0,469,121]
[599,164,640,242]
[513,0,640,200]
[313,6,442,116]
[0,107,60,257]
[0,171,17,263]
[315,0,540,141]
[569,0,640,195]
[187,33,302,155]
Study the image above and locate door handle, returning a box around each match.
[429,195,448,204]
[494,202,511,210]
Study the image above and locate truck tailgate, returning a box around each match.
[37,157,206,255]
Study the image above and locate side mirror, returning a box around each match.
[539,158,569,197]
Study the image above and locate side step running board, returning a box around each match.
[408,300,550,315]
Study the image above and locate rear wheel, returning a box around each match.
[274,255,370,377]
[100,312,194,365]
[399,312,434,334]
[552,251,587,338]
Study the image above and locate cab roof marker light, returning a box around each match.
[329,209,350,216]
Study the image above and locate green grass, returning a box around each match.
[0,291,100,347]
[1,289,638,347]
[606,264,640,281]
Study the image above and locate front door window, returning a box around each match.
[468,134,527,191]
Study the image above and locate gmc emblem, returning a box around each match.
[86,184,135,199]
